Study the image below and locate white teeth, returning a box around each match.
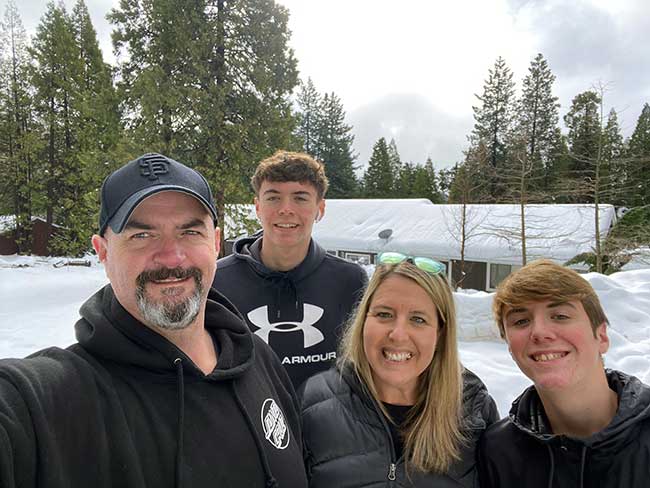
[383,351,413,362]
[276,223,297,228]
[533,352,567,362]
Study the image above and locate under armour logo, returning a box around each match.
[248,303,325,348]
[139,156,169,180]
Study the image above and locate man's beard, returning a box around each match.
[135,266,203,330]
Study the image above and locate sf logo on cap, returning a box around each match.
[139,155,169,180]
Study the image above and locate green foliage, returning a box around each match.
[109,0,299,246]
[295,78,320,155]
[513,53,560,196]
[363,137,394,197]
[471,56,516,198]
[294,78,358,197]
[0,0,40,252]
[627,104,650,206]
[564,90,601,173]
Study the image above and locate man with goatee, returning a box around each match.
[0,153,307,488]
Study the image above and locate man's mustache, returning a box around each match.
[136,267,203,288]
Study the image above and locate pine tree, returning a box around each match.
[109,0,299,252]
[471,56,516,197]
[0,0,39,252]
[315,92,358,198]
[387,138,402,182]
[396,162,415,197]
[295,78,321,156]
[627,103,650,206]
[601,108,627,205]
[363,137,394,197]
[30,1,89,255]
[412,158,443,203]
[514,53,560,194]
[564,90,601,175]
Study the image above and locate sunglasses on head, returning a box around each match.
[377,252,446,275]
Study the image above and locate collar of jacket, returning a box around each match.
[232,234,326,282]
[74,284,255,380]
[508,369,650,449]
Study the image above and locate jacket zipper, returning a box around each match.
[387,462,396,481]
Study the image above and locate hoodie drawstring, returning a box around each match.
[579,445,587,488]
[269,274,299,319]
[231,383,278,488]
[545,443,555,488]
[174,357,186,488]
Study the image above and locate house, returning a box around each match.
[311,199,617,291]
[0,216,64,256]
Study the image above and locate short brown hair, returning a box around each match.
[251,150,328,199]
[492,259,609,339]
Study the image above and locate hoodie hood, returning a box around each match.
[509,369,650,450]
[75,284,255,380]
[230,234,327,321]
[231,234,326,282]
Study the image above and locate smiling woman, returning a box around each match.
[299,260,498,487]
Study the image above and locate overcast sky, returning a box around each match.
[11,0,650,169]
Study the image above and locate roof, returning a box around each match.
[312,199,617,265]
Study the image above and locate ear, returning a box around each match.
[316,199,326,222]
[254,196,260,216]
[92,234,108,262]
[596,322,610,355]
[214,227,221,256]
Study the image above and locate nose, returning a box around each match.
[153,236,186,269]
[388,316,410,342]
[529,314,556,342]
[277,198,295,215]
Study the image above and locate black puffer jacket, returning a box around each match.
[300,366,498,487]
[478,370,650,488]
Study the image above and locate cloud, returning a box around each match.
[512,0,650,134]
[348,93,472,171]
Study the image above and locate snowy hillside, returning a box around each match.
[1,254,649,416]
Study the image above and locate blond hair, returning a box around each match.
[338,262,465,473]
[251,150,328,199]
[493,259,609,339]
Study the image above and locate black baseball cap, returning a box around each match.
[99,153,218,236]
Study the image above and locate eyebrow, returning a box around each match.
[262,189,313,197]
[505,301,577,319]
[124,218,208,231]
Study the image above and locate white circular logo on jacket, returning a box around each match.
[261,398,290,449]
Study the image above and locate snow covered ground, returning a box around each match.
[1,254,649,416]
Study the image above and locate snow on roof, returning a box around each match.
[0,216,61,234]
[313,200,616,264]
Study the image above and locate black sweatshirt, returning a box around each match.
[0,285,307,488]
[213,236,367,389]
[478,370,650,488]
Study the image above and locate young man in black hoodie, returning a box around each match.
[213,151,367,388]
[478,259,650,487]
[0,153,307,488]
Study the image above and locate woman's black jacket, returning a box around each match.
[300,366,498,487]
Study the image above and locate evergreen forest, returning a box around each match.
[1,1,649,259]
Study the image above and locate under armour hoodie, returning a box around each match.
[213,236,367,388]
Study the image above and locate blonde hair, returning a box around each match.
[493,259,609,339]
[338,262,465,473]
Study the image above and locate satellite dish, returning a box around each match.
[378,229,393,239]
